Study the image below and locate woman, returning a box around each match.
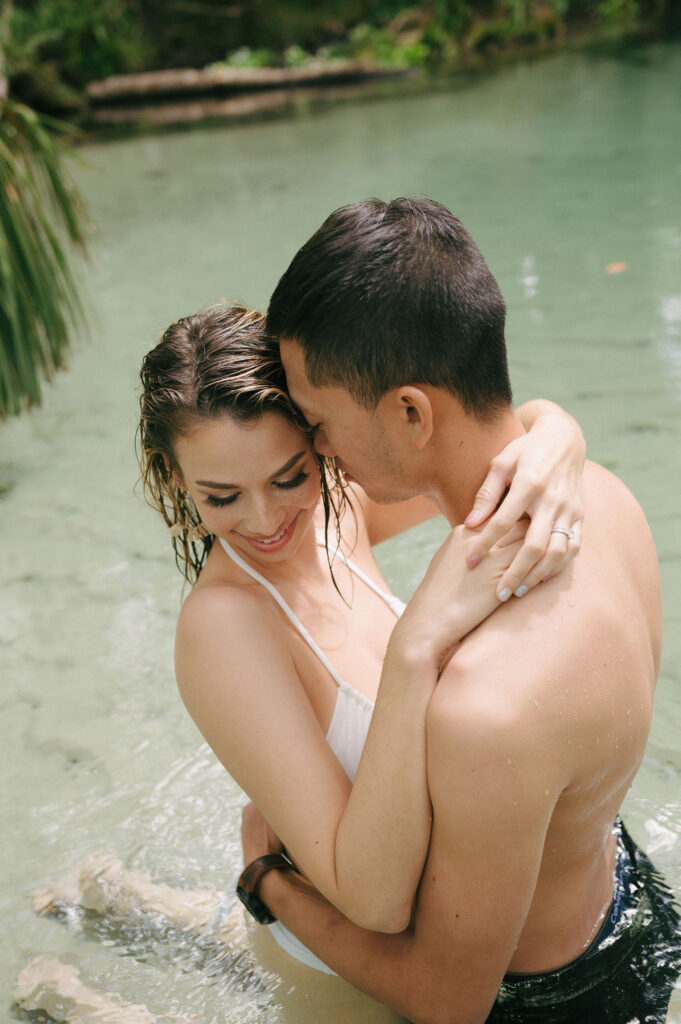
[24,302,584,1018]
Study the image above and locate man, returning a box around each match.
[242,198,681,1023]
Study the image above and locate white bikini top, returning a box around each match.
[217,532,405,781]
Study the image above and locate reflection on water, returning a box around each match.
[3,41,681,1023]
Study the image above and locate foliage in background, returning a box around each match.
[8,0,148,110]
[6,0,680,112]
[0,99,87,418]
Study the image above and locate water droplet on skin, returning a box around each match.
[544,789,550,797]
[508,758,513,765]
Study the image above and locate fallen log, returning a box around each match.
[87,79,405,127]
[86,61,410,105]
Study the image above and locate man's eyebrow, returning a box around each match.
[287,390,313,421]
[293,402,316,425]
[196,451,306,490]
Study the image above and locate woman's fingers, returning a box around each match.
[517,519,582,593]
[490,519,530,548]
[495,516,582,599]
[466,489,533,567]
[495,531,566,600]
[464,453,517,529]
[492,513,553,599]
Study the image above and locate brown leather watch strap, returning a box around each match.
[238,852,293,896]
[236,852,294,924]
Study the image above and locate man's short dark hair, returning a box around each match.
[266,197,512,419]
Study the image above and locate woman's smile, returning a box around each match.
[236,513,300,553]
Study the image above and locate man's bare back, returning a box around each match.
[420,462,661,1004]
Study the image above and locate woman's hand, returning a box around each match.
[241,801,284,867]
[391,522,527,675]
[464,404,585,599]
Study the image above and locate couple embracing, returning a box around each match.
[25,198,681,1024]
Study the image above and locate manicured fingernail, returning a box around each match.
[467,554,480,568]
[465,510,481,526]
[515,585,528,597]
[543,573,553,583]
[499,588,512,602]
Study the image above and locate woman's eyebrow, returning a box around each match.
[269,451,306,480]
[196,451,306,490]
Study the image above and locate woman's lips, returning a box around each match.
[238,514,299,553]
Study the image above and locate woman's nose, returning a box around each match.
[244,498,285,538]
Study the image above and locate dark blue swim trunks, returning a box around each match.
[485,820,681,1024]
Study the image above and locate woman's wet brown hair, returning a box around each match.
[138,303,347,584]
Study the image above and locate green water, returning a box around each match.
[2,42,681,1022]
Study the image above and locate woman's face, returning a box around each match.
[174,411,321,565]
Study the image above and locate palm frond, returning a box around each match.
[0,97,87,418]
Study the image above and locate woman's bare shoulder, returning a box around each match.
[176,575,280,665]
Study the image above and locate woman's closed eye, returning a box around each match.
[274,470,310,490]
[203,470,310,508]
[205,492,238,508]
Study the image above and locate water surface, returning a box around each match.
[2,41,680,1021]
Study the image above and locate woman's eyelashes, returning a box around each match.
[274,470,310,490]
[203,470,311,508]
[205,492,238,508]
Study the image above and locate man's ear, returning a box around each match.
[394,386,434,450]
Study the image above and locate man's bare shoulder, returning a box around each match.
[582,459,651,534]
[581,459,661,639]
[426,630,566,763]
[427,457,659,786]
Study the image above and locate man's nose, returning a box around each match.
[313,429,336,459]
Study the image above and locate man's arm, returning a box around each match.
[254,656,562,1024]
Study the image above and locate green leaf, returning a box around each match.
[0,98,87,418]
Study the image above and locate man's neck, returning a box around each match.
[425,405,526,527]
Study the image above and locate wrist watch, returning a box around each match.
[236,852,294,924]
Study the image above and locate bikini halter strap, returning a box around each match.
[217,536,347,689]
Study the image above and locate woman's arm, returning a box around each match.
[465,399,585,599]
[356,400,585,598]
[175,529,523,933]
